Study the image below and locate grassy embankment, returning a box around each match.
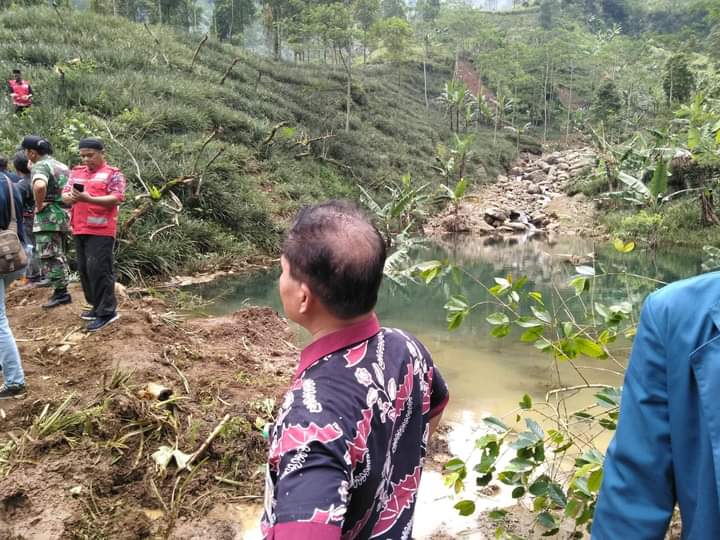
[569,169,720,248]
[0,7,522,283]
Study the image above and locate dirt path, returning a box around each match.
[0,283,297,539]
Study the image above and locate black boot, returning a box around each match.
[42,288,72,309]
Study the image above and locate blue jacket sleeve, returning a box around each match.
[12,184,25,245]
[592,294,675,539]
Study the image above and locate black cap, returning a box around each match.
[12,68,20,74]
[21,135,52,154]
[78,137,105,151]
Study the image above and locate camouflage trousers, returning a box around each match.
[34,231,70,291]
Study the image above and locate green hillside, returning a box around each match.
[0,8,518,282]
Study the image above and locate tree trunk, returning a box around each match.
[701,190,720,226]
[566,62,574,145]
[543,58,549,143]
[423,57,429,109]
[363,30,367,64]
[340,48,352,133]
[229,0,234,40]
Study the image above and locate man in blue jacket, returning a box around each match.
[0,177,27,399]
[594,272,720,539]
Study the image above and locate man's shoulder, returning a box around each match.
[645,272,720,329]
[380,327,432,358]
[650,272,720,308]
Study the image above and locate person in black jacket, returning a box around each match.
[0,178,27,399]
[13,153,43,284]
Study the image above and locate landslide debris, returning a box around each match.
[426,147,598,238]
[0,283,296,539]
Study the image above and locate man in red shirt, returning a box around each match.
[261,201,449,539]
[61,138,125,332]
[7,69,32,114]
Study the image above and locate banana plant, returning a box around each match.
[436,177,468,226]
[616,159,670,211]
[358,173,430,247]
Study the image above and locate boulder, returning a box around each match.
[528,170,547,183]
[440,214,471,233]
[508,222,528,232]
[546,152,562,165]
[476,219,497,235]
[527,184,542,195]
[484,208,509,223]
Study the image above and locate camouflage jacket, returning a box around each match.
[31,157,69,233]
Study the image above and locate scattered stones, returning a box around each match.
[426,146,597,238]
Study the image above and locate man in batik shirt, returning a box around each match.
[261,200,449,540]
[21,135,72,308]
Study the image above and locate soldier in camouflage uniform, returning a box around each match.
[21,136,72,309]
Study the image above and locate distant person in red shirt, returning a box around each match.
[7,69,32,114]
[61,138,125,332]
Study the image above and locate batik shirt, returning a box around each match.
[31,156,69,233]
[261,314,449,540]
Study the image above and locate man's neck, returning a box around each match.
[308,312,374,342]
[88,162,106,173]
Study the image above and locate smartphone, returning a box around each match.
[73,183,85,192]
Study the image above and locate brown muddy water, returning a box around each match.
[194,235,705,539]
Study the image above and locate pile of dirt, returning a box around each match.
[426,147,601,239]
[0,283,297,539]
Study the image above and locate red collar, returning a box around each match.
[294,313,381,380]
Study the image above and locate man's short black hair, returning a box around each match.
[12,69,20,74]
[283,200,386,320]
[13,152,29,175]
[0,157,7,169]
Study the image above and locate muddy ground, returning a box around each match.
[0,283,297,540]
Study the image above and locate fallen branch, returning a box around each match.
[163,351,191,395]
[143,23,170,66]
[191,34,208,69]
[194,146,225,197]
[191,130,218,177]
[103,121,150,196]
[219,58,240,85]
[319,156,356,178]
[214,476,259,490]
[186,414,230,469]
[292,133,336,148]
[149,221,178,241]
[52,3,65,25]
[262,121,289,146]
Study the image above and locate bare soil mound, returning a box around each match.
[0,283,296,540]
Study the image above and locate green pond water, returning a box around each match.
[194,235,706,423]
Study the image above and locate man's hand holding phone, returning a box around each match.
[69,183,89,203]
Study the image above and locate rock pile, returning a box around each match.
[430,147,596,236]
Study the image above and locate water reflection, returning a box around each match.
[193,235,705,538]
[195,235,704,420]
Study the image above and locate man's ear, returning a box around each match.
[298,282,312,315]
